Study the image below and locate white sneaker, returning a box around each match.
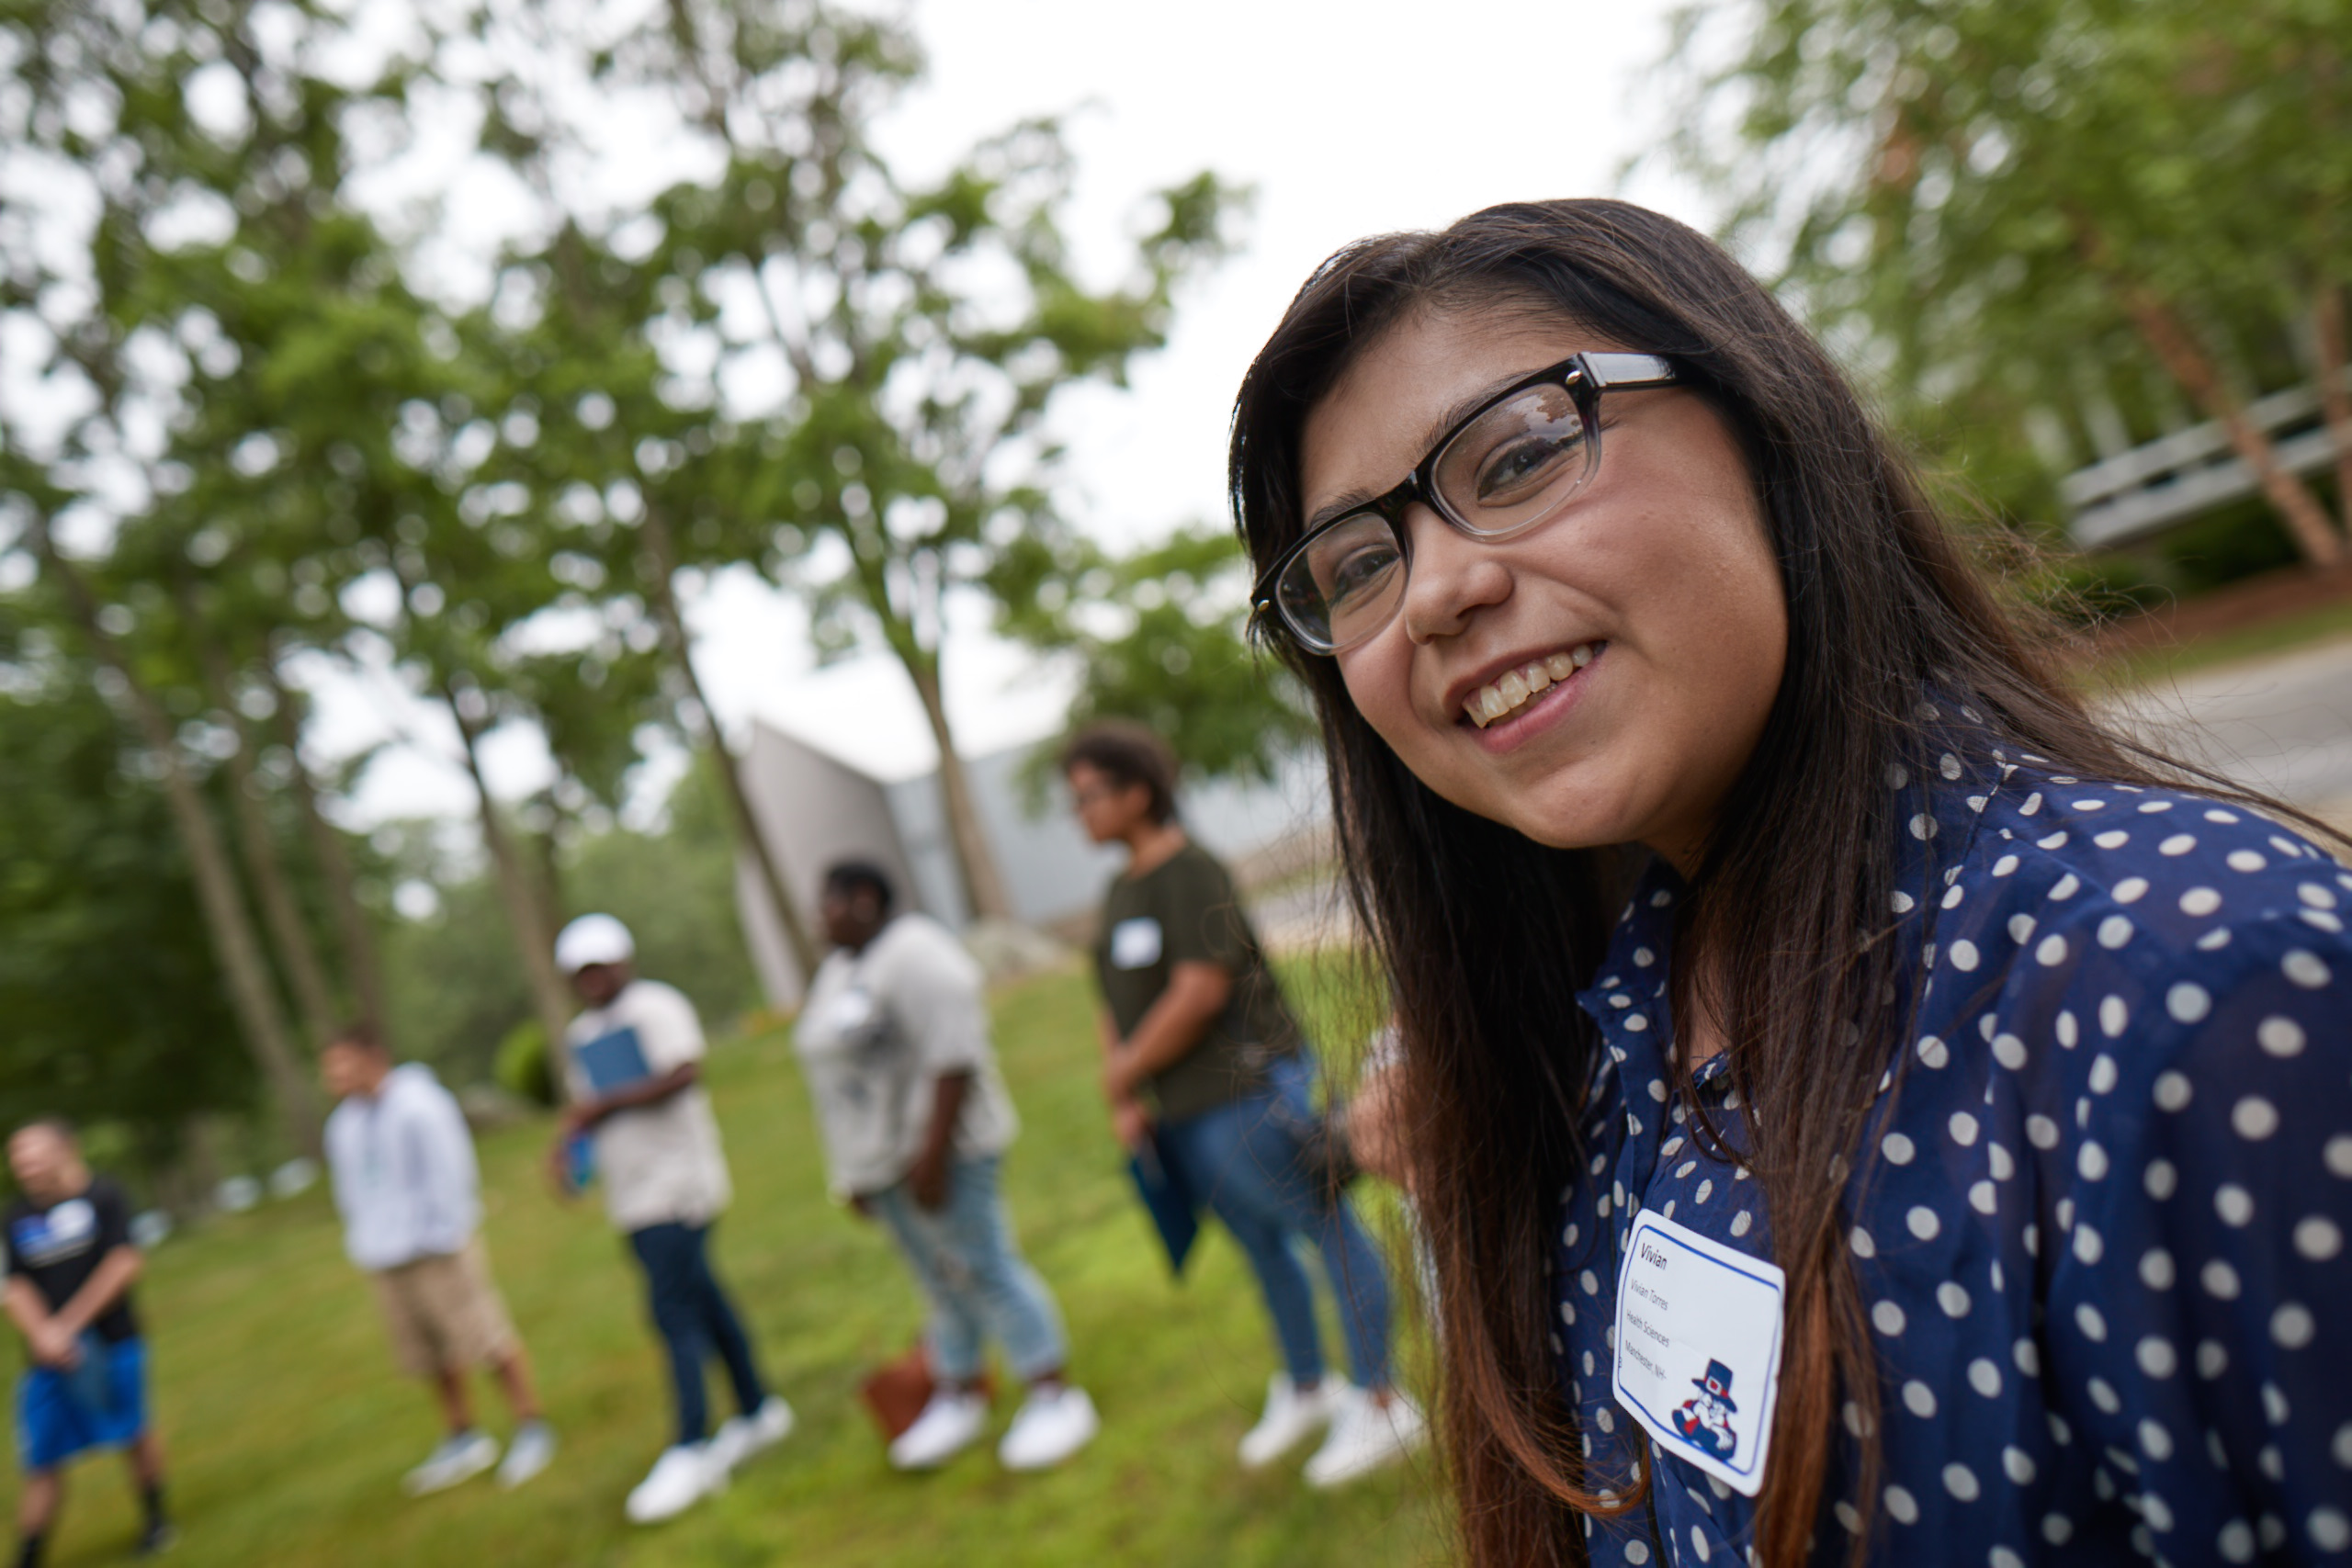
[402,1429,500,1496]
[887,1389,989,1472]
[496,1420,557,1490]
[1303,1386,1427,1488]
[997,1385,1099,1471]
[710,1395,795,1473]
[1238,1374,1337,1469]
[625,1443,721,1525]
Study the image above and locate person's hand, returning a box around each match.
[561,1101,600,1137]
[846,1191,874,1221]
[909,1147,951,1212]
[1102,1052,1139,1106]
[1111,1098,1152,1153]
[544,1135,579,1200]
[1343,1059,1414,1193]
[28,1320,77,1370]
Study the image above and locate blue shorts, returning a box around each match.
[17,1337,148,1472]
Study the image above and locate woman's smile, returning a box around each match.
[1453,639,1600,728]
[1454,639,1605,751]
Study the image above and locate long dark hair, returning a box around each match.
[1228,199,2341,1565]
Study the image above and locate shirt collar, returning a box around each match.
[1575,858,1684,1100]
[1570,708,2023,1086]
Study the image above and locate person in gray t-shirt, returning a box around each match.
[795,862,1098,1474]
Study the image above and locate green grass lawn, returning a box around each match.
[6,960,1446,1567]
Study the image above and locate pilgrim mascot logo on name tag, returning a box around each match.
[1674,1359,1741,1460]
[1610,1207,1786,1496]
[1109,917,1163,970]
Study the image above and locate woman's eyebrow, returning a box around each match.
[1301,364,1550,533]
[1304,488,1382,533]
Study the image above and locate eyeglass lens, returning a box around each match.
[1275,378,1597,651]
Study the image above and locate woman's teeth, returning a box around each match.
[1464,643,1598,728]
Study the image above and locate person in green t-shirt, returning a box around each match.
[1062,721,1422,1488]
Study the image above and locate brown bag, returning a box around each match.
[857,1342,996,1441]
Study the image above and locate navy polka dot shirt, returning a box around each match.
[1554,735,2352,1565]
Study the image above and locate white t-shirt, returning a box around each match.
[794,912,1018,1197]
[562,978,731,1232]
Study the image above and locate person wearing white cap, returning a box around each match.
[548,913,792,1525]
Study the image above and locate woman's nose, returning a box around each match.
[1397,506,1511,644]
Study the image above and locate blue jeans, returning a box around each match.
[866,1156,1069,1384]
[1158,1055,1394,1390]
[627,1222,767,1447]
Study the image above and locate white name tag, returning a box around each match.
[827,987,879,1040]
[1109,917,1163,969]
[1610,1207,1785,1497]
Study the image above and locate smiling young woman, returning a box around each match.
[1229,199,2352,1566]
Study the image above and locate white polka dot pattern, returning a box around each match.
[1552,749,2352,1565]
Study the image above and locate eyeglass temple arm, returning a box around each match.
[1581,352,1679,389]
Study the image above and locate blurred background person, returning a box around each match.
[1062,721,1424,1488]
[4,1120,171,1563]
[549,914,793,1525]
[1335,1024,1442,1325]
[320,1024,555,1497]
[795,860,1100,1473]
[1337,1024,1414,1197]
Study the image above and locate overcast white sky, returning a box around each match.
[325,0,1711,825]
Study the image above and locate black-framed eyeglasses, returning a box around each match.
[1251,351,1679,655]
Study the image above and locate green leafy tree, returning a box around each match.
[996,522,1314,788]
[768,142,1240,922]
[415,0,928,976]
[465,0,1244,923]
[0,0,401,1150]
[1660,0,2352,563]
[0,609,258,1160]
[458,206,831,982]
[0,0,650,1133]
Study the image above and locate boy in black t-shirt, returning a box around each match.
[3,1120,172,1563]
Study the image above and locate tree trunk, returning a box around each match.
[907,655,1014,922]
[153,1114,220,1221]
[264,663,393,1048]
[176,584,342,1054]
[530,793,568,940]
[639,506,821,981]
[32,532,322,1156]
[445,680,576,1053]
[2074,213,2344,564]
[2114,280,2345,565]
[2315,284,2352,534]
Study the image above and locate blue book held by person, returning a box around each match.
[572,1025,653,1095]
